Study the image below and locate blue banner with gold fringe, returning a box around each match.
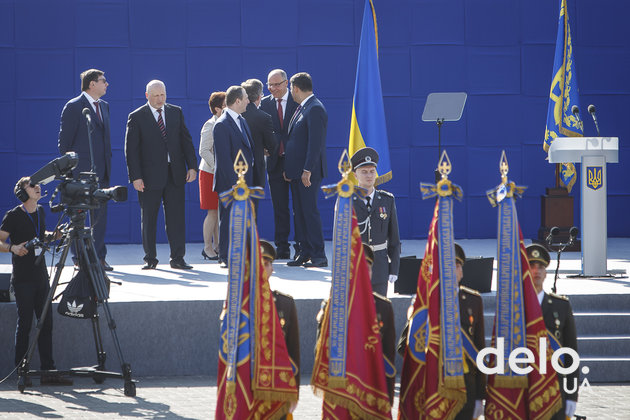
[544,0,582,193]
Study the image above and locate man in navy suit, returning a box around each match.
[260,69,302,261]
[124,80,198,270]
[58,69,113,271]
[213,85,255,268]
[284,72,328,267]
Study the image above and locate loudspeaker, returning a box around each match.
[394,256,422,295]
[0,273,14,302]
[461,257,494,293]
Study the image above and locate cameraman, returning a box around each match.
[0,177,71,385]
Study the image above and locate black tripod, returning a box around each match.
[17,207,136,396]
[546,226,579,294]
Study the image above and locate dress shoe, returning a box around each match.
[304,258,328,268]
[101,259,114,271]
[287,255,310,267]
[276,249,291,260]
[142,259,158,270]
[202,250,219,261]
[170,259,193,270]
[40,373,73,386]
[19,376,33,388]
[219,260,228,269]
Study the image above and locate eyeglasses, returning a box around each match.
[267,80,287,88]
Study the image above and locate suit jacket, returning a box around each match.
[542,292,579,402]
[212,111,255,195]
[459,285,487,401]
[284,95,327,180]
[352,190,401,287]
[260,93,298,173]
[241,103,276,187]
[124,103,197,190]
[199,114,218,174]
[58,94,112,182]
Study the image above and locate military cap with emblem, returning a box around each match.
[454,242,466,266]
[526,243,550,268]
[260,240,276,261]
[351,147,379,170]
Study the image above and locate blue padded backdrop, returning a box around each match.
[1,0,629,245]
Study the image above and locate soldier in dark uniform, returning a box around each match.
[526,244,578,420]
[260,240,300,410]
[350,147,401,296]
[454,243,485,420]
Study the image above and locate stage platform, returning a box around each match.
[1,239,629,383]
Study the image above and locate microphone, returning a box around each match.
[82,107,92,123]
[546,226,560,244]
[571,105,583,131]
[588,104,601,136]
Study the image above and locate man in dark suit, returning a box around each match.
[212,86,255,268]
[240,79,276,190]
[284,72,328,268]
[527,244,578,420]
[124,80,197,270]
[58,69,113,271]
[260,69,301,261]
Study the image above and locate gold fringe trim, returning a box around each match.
[323,392,391,420]
[534,397,563,420]
[494,375,528,388]
[264,401,291,420]
[442,375,465,389]
[252,389,298,404]
[328,377,349,389]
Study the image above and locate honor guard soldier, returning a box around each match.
[351,147,401,296]
[260,240,300,406]
[527,244,578,420]
[454,243,485,420]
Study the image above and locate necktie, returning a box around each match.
[277,98,285,155]
[157,108,166,138]
[288,104,302,132]
[93,101,102,122]
[238,116,252,149]
[366,196,372,212]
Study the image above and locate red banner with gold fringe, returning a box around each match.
[398,201,467,420]
[311,212,392,420]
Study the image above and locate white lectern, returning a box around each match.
[548,137,619,276]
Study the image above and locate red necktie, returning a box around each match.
[277,98,285,155]
[157,108,166,138]
[94,101,102,122]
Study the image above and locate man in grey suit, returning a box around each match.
[58,69,113,271]
[124,80,197,270]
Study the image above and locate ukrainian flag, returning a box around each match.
[544,0,582,193]
[348,0,392,185]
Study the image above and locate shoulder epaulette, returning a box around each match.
[372,291,391,303]
[377,190,394,198]
[459,285,481,296]
[272,290,295,300]
[548,292,569,301]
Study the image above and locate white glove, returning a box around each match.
[565,400,577,418]
[473,400,483,418]
[388,274,397,283]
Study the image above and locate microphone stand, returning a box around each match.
[547,229,578,294]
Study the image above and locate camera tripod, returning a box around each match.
[17,208,136,396]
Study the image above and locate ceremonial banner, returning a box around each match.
[348,0,392,185]
[544,0,582,192]
[398,151,466,420]
[485,152,562,420]
[312,151,391,420]
[216,152,298,420]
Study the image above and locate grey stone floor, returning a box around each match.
[0,376,628,419]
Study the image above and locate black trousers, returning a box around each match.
[138,171,186,262]
[268,158,302,254]
[13,273,54,370]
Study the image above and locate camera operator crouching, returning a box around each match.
[0,177,72,386]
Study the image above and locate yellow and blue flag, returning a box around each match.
[349,0,392,185]
[544,0,582,192]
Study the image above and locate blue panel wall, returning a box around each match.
[1,0,629,244]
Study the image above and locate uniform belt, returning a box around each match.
[369,242,387,252]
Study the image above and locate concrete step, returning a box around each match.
[577,336,630,357]
[578,358,630,383]
[481,312,630,336]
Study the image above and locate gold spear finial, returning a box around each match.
[437,150,452,180]
[499,150,509,184]
[232,149,250,201]
[338,149,352,179]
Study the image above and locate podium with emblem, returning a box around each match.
[548,137,619,276]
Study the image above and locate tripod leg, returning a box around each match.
[77,230,135,397]
[91,315,107,384]
[17,235,72,392]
